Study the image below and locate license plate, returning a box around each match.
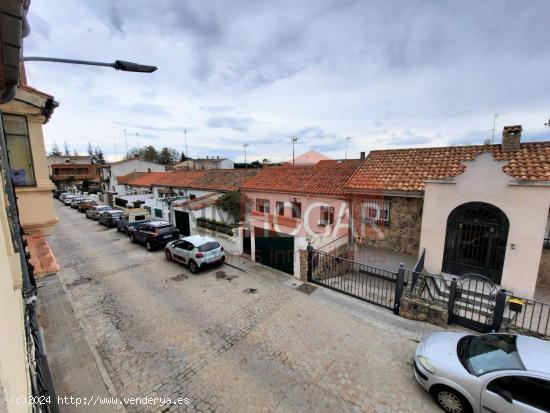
[163,235,172,239]
[208,256,220,263]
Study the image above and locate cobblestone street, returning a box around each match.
[45,202,442,413]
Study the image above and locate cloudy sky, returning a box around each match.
[24,0,550,162]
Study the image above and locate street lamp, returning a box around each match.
[291,137,299,167]
[22,57,157,73]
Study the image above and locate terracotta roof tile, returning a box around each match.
[242,160,362,197]
[346,142,550,192]
[124,172,171,187]
[116,171,148,184]
[185,169,259,191]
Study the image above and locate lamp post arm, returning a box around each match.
[22,56,114,68]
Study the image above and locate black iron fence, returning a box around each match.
[307,245,550,340]
[307,246,405,313]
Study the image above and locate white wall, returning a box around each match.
[108,160,165,193]
[419,153,550,297]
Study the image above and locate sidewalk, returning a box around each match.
[37,276,118,413]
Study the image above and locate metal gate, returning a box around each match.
[174,210,190,236]
[307,247,405,313]
[447,274,506,333]
[442,202,509,284]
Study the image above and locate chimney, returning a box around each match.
[502,125,522,152]
[360,151,366,160]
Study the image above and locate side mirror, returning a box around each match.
[493,387,513,403]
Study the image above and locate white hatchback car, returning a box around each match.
[414,332,550,413]
[164,235,225,274]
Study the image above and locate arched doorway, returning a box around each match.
[442,202,509,284]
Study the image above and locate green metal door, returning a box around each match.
[174,210,190,236]
[254,227,294,275]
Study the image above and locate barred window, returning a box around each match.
[362,198,391,226]
[320,206,335,225]
[257,198,270,213]
[276,201,284,216]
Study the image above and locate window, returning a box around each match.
[362,198,391,226]
[276,201,284,216]
[189,194,196,200]
[487,376,550,411]
[257,198,270,213]
[290,201,301,219]
[2,114,35,186]
[457,334,524,376]
[320,206,335,225]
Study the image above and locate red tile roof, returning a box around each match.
[123,172,171,187]
[241,161,362,197]
[346,142,550,192]
[123,169,259,192]
[116,171,148,185]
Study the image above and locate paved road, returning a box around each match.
[47,201,442,413]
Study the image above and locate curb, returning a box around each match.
[57,274,127,413]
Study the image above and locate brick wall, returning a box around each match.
[352,195,423,256]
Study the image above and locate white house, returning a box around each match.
[99,158,165,203]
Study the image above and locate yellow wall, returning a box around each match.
[0,177,31,413]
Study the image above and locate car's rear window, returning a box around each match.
[198,242,220,252]
[158,226,176,234]
[133,215,146,221]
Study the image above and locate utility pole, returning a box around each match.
[291,137,299,167]
[243,143,249,168]
[345,137,352,159]
[123,129,128,158]
[491,113,509,143]
[183,128,189,161]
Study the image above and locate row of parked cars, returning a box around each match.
[54,190,225,273]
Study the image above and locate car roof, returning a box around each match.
[182,235,218,245]
[517,335,550,374]
[149,220,171,227]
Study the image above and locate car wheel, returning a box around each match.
[146,241,153,251]
[130,235,135,244]
[432,386,471,413]
[189,260,199,274]
[165,250,172,261]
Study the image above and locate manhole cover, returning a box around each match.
[243,288,258,294]
[296,283,317,295]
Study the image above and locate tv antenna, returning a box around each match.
[491,112,509,143]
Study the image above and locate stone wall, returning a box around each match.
[536,249,550,288]
[299,249,308,281]
[352,196,423,256]
[299,244,354,282]
[400,296,448,328]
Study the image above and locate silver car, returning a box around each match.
[414,332,550,413]
[164,235,225,274]
[85,205,113,220]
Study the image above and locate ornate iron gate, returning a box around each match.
[442,202,509,284]
[447,274,507,333]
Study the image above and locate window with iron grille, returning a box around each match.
[2,114,36,186]
[257,198,270,213]
[362,198,391,226]
[276,201,284,216]
[290,201,301,219]
[319,206,335,225]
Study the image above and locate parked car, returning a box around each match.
[85,205,113,220]
[128,221,179,251]
[59,192,72,201]
[413,332,550,413]
[62,195,78,206]
[52,189,65,199]
[98,210,123,228]
[77,200,97,213]
[70,197,89,209]
[116,212,150,234]
[165,235,225,274]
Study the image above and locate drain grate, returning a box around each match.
[296,283,318,295]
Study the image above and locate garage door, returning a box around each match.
[254,227,294,275]
[174,210,190,236]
